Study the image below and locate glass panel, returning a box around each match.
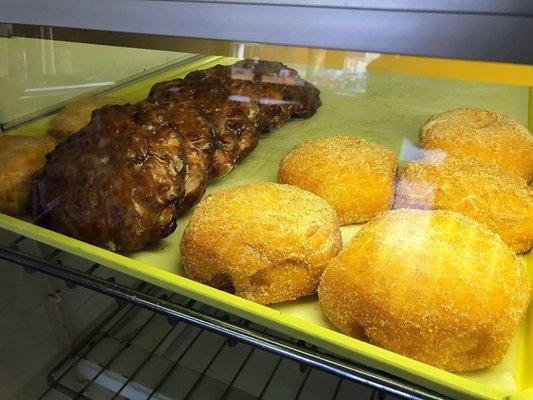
[0,34,193,127]
[0,25,531,400]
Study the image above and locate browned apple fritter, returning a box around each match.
[33,104,186,252]
[32,60,321,251]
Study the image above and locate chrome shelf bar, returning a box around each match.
[0,235,449,400]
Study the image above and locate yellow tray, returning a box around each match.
[1,55,532,400]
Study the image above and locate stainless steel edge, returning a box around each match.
[165,0,533,15]
[0,0,532,64]
[0,243,451,400]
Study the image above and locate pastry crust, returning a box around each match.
[33,104,186,252]
[136,100,215,214]
[278,136,397,224]
[0,135,56,215]
[180,183,342,304]
[395,155,533,253]
[35,60,322,251]
[318,209,530,372]
[149,59,321,180]
[51,96,129,142]
[419,108,533,182]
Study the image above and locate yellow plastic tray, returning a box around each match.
[1,55,532,400]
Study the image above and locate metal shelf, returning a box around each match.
[38,290,373,400]
[1,1,533,63]
[0,231,449,400]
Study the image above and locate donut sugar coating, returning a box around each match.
[51,96,129,141]
[318,209,530,372]
[278,136,398,225]
[419,108,533,182]
[394,155,533,253]
[0,135,56,215]
[180,182,342,305]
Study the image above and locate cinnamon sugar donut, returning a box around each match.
[278,136,397,225]
[318,209,530,372]
[394,155,533,253]
[180,183,342,305]
[419,108,533,181]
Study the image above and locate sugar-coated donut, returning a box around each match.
[394,155,533,253]
[0,135,56,215]
[318,209,530,372]
[180,182,342,305]
[278,136,398,225]
[51,96,129,141]
[419,108,533,182]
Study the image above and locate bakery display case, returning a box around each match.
[0,2,532,400]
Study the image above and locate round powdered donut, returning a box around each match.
[0,135,56,215]
[318,209,530,372]
[394,155,533,253]
[419,108,533,181]
[51,96,129,142]
[278,136,398,225]
[180,182,342,305]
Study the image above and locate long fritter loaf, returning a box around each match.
[149,59,321,131]
[33,104,187,252]
[32,60,321,251]
[149,59,321,179]
[136,100,215,213]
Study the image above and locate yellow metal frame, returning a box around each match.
[1,54,531,400]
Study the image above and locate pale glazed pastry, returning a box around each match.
[278,136,398,225]
[419,108,533,182]
[181,182,342,305]
[318,209,530,372]
[394,155,533,253]
[0,135,56,215]
[51,96,129,141]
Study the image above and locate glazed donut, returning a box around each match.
[419,108,533,181]
[180,182,342,305]
[0,135,56,215]
[318,209,530,372]
[278,136,398,225]
[51,96,129,141]
[394,155,533,253]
